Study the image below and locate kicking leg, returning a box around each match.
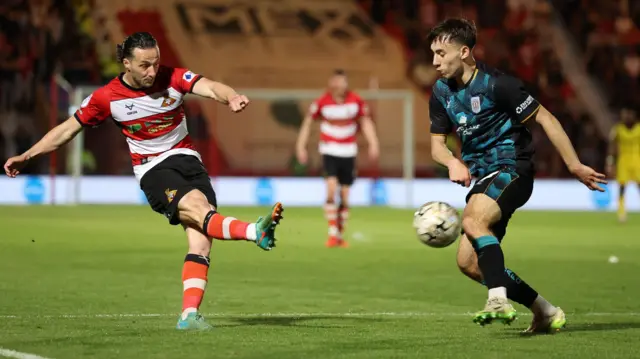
[457,234,565,332]
[176,224,213,330]
[178,189,283,251]
[462,193,517,326]
[324,177,342,247]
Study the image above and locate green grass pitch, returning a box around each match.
[0,205,639,359]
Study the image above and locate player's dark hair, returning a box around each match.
[116,32,158,63]
[333,69,346,76]
[426,18,477,49]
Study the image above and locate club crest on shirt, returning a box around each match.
[470,96,481,114]
[165,188,177,203]
[161,96,177,107]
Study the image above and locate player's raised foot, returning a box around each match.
[326,236,348,248]
[176,312,212,331]
[255,202,284,251]
[522,307,566,334]
[473,297,518,326]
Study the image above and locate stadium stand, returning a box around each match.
[1,0,635,178]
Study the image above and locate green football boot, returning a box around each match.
[473,297,518,326]
[176,312,212,331]
[255,202,284,251]
[522,307,567,334]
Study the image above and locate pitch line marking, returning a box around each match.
[0,348,54,359]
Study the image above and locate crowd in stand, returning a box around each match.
[553,0,639,111]
[0,0,100,174]
[2,0,636,178]
[361,0,638,178]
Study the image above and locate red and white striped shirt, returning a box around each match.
[74,66,202,181]
[309,91,368,158]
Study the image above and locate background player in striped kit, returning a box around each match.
[296,70,380,248]
[3,32,284,331]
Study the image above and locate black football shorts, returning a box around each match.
[140,154,217,225]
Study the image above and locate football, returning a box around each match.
[413,201,461,248]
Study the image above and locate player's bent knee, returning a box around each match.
[178,189,213,212]
[177,189,215,226]
[461,215,485,239]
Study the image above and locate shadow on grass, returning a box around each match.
[217,315,386,328]
[496,320,640,339]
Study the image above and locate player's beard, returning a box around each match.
[130,73,154,89]
[139,76,155,88]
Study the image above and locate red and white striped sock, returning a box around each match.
[338,204,349,235]
[181,254,210,320]
[203,211,257,241]
[324,202,339,237]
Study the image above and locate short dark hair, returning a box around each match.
[426,18,477,49]
[333,68,346,76]
[116,32,158,63]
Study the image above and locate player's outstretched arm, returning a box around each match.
[360,116,380,161]
[191,77,249,112]
[295,114,314,165]
[534,106,607,191]
[4,117,83,177]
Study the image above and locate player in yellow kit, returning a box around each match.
[607,107,640,222]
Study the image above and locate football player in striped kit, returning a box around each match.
[4,32,284,331]
[296,69,380,248]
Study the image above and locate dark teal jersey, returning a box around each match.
[430,63,541,178]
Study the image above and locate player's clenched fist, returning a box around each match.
[448,159,472,187]
[4,154,29,178]
[228,94,249,113]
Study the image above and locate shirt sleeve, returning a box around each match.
[357,98,371,118]
[429,94,452,135]
[74,88,110,127]
[308,100,322,120]
[493,75,541,123]
[171,67,203,94]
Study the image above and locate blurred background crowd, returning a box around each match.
[1,0,638,178]
[359,0,639,177]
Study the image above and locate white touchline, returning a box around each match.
[0,348,54,359]
[0,312,638,319]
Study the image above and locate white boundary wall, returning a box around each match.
[4,176,637,212]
